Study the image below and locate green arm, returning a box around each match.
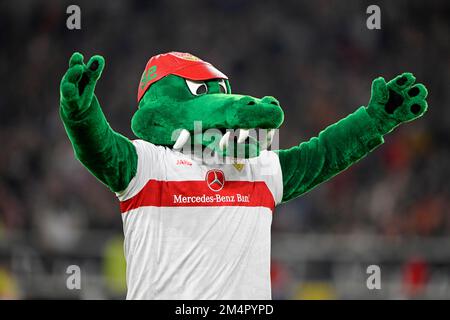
[60,52,137,193]
[277,107,383,202]
[278,73,428,203]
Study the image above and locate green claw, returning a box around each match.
[387,72,416,91]
[86,55,105,80]
[407,83,428,99]
[69,52,84,67]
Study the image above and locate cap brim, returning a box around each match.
[171,62,228,81]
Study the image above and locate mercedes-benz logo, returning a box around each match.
[205,169,225,192]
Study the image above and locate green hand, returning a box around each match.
[366,72,428,135]
[60,52,105,116]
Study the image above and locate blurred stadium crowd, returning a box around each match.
[0,0,448,299]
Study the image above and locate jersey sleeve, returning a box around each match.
[115,139,162,201]
[255,150,284,206]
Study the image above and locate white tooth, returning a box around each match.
[219,131,231,150]
[267,129,275,147]
[173,129,190,150]
[237,129,250,144]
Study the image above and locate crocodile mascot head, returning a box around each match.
[132,52,284,159]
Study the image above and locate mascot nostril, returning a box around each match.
[261,96,280,106]
[60,51,429,300]
[237,96,257,106]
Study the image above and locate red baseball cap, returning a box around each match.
[137,52,228,103]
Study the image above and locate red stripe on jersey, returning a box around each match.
[120,179,275,213]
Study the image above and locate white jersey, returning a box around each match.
[116,140,283,300]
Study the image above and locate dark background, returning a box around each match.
[0,0,448,299]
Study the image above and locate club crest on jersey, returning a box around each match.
[232,163,245,172]
[206,169,225,192]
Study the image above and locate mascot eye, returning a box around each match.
[186,79,208,96]
[218,79,228,94]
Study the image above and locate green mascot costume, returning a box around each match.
[60,52,428,299]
